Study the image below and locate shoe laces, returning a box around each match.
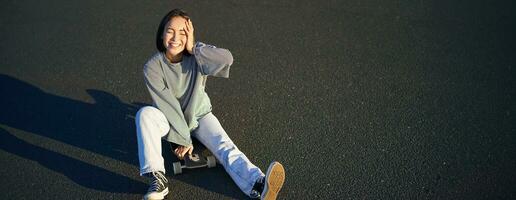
[250,176,265,198]
[148,171,168,192]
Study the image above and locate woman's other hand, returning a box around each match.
[184,18,195,54]
[174,145,194,160]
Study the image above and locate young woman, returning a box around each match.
[135,9,286,200]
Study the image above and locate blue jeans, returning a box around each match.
[136,106,264,196]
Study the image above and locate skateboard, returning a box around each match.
[170,144,217,175]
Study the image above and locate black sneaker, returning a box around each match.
[250,176,265,198]
[144,171,169,200]
[250,162,285,200]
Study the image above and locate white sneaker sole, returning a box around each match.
[261,162,285,200]
[144,187,169,200]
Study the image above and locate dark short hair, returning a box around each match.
[155,9,190,52]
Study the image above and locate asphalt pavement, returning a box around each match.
[1,0,515,199]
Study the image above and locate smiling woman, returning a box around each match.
[135,8,285,200]
[155,9,194,63]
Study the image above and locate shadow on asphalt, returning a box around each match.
[0,74,249,198]
[0,74,139,165]
[0,74,145,193]
[0,127,146,193]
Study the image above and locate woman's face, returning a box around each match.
[162,16,187,58]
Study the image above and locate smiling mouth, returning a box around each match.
[169,42,182,48]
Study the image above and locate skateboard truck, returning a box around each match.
[173,152,217,175]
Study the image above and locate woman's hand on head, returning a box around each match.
[174,144,194,160]
[184,18,195,55]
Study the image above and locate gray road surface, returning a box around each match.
[1,0,515,199]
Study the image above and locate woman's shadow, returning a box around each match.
[0,74,146,193]
[0,74,248,198]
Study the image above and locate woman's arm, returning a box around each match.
[183,19,233,78]
[193,42,234,78]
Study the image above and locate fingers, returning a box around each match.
[187,146,193,155]
[180,147,187,158]
[184,19,193,33]
[175,146,185,160]
[184,19,195,54]
[186,18,191,28]
[188,19,193,31]
[180,145,192,158]
[174,147,181,159]
[175,147,184,159]
[184,20,190,33]
[174,145,194,160]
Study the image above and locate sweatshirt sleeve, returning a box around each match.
[193,42,234,78]
[143,62,192,146]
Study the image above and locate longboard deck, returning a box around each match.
[184,153,207,168]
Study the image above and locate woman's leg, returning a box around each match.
[192,112,264,196]
[136,106,170,175]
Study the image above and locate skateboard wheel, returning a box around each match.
[207,156,216,168]
[173,162,182,174]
